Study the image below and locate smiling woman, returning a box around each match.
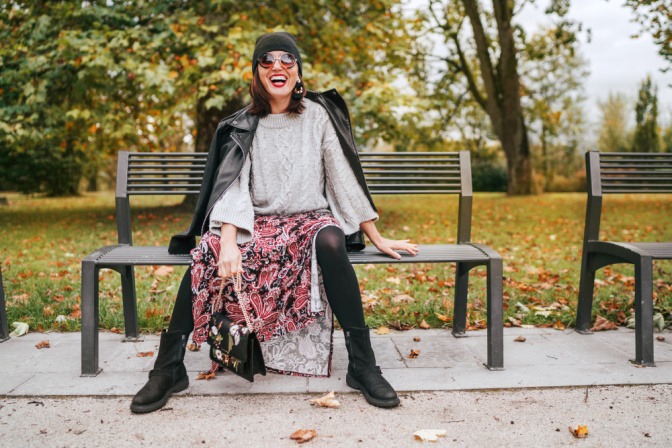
[130,31,418,414]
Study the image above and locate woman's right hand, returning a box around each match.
[217,224,242,278]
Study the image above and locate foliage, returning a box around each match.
[1,192,670,333]
[632,75,660,153]
[624,0,672,78]
[597,92,632,153]
[0,0,423,195]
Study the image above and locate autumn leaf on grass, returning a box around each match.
[289,429,317,444]
[508,317,522,327]
[419,319,431,329]
[553,321,566,330]
[196,372,216,381]
[569,425,588,438]
[309,391,340,408]
[590,316,618,332]
[408,349,421,359]
[35,340,50,349]
[435,313,452,323]
[514,336,526,342]
[392,294,414,304]
[110,327,123,334]
[153,266,173,277]
[375,326,390,335]
[136,351,154,357]
[413,429,447,442]
[10,322,29,337]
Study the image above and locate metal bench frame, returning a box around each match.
[81,150,504,375]
[0,268,9,342]
[575,150,672,366]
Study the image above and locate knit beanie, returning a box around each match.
[252,32,302,75]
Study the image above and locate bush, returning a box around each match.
[471,160,508,192]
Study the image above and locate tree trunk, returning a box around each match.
[180,94,245,208]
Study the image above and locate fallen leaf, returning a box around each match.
[136,351,154,357]
[35,340,50,349]
[309,391,340,408]
[413,336,421,342]
[653,313,665,332]
[392,294,414,304]
[435,313,452,323]
[110,327,123,334]
[590,316,618,332]
[364,264,376,270]
[553,321,566,330]
[419,319,431,329]
[515,302,530,313]
[289,429,317,444]
[390,321,413,331]
[386,277,401,285]
[153,266,174,277]
[656,336,665,342]
[375,326,390,335]
[514,336,526,342]
[187,342,201,351]
[413,429,447,442]
[408,349,420,359]
[569,425,589,438]
[196,372,216,381]
[10,322,29,337]
[508,317,522,327]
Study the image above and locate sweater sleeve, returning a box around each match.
[209,155,254,244]
[322,117,378,235]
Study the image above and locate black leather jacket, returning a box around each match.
[168,89,377,255]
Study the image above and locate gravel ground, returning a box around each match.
[1,384,671,447]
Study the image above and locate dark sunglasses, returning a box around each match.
[258,52,297,69]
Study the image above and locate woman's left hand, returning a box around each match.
[372,237,419,260]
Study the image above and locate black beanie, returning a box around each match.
[252,32,302,75]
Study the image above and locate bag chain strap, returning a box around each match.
[216,272,260,333]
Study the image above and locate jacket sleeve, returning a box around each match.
[322,116,378,235]
[208,155,254,244]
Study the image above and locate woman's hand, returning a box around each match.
[372,237,419,260]
[359,220,419,260]
[217,224,242,278]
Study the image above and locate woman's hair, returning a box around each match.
[248,70,306,117]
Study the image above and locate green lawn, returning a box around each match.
[1,192,670,334]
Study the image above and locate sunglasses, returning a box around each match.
[257,52,297,69]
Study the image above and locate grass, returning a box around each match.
[1,191,670,334]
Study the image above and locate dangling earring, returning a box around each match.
[291,79,304,100]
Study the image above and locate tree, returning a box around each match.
[597,92,631,153]
[420,0,582,194]
[624,0,672,79]
[521,25,589,189]
[1,1,421,195]
[632,75,660,153]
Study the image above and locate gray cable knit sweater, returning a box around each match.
[209,99,378,240]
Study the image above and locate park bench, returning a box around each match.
[81,150,504,375]
[575,150,672,366]
[1,268,9,342]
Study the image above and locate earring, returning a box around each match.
[291,79,304,100]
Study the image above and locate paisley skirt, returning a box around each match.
[190,210,341,377]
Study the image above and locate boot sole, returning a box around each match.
[130,377,189,414]
[346,374,400,408]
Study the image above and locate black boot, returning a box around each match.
[130,330,189,414]
[344,326,400,408]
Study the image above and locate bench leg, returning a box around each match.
[485,257,504,370]
[0,269,9,343]
[119,265,141,341]
[452,262,469,338]
[633,257,655,366]
[81,260,102,376]
[575,252,596,335]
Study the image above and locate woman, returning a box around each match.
[131,32,418,414]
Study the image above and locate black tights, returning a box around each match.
[168,226,366,334]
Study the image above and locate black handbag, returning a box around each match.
[345,230,365,252]
[206,273,266,382]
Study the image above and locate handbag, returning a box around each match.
[345,230,365,252]
[206,273,266,382]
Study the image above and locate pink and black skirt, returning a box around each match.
[190,210,341,377]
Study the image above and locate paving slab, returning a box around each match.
[1,328,671,397]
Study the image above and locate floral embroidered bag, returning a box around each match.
[207,273,266,382]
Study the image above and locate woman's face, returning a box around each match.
[258,50,300,104]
